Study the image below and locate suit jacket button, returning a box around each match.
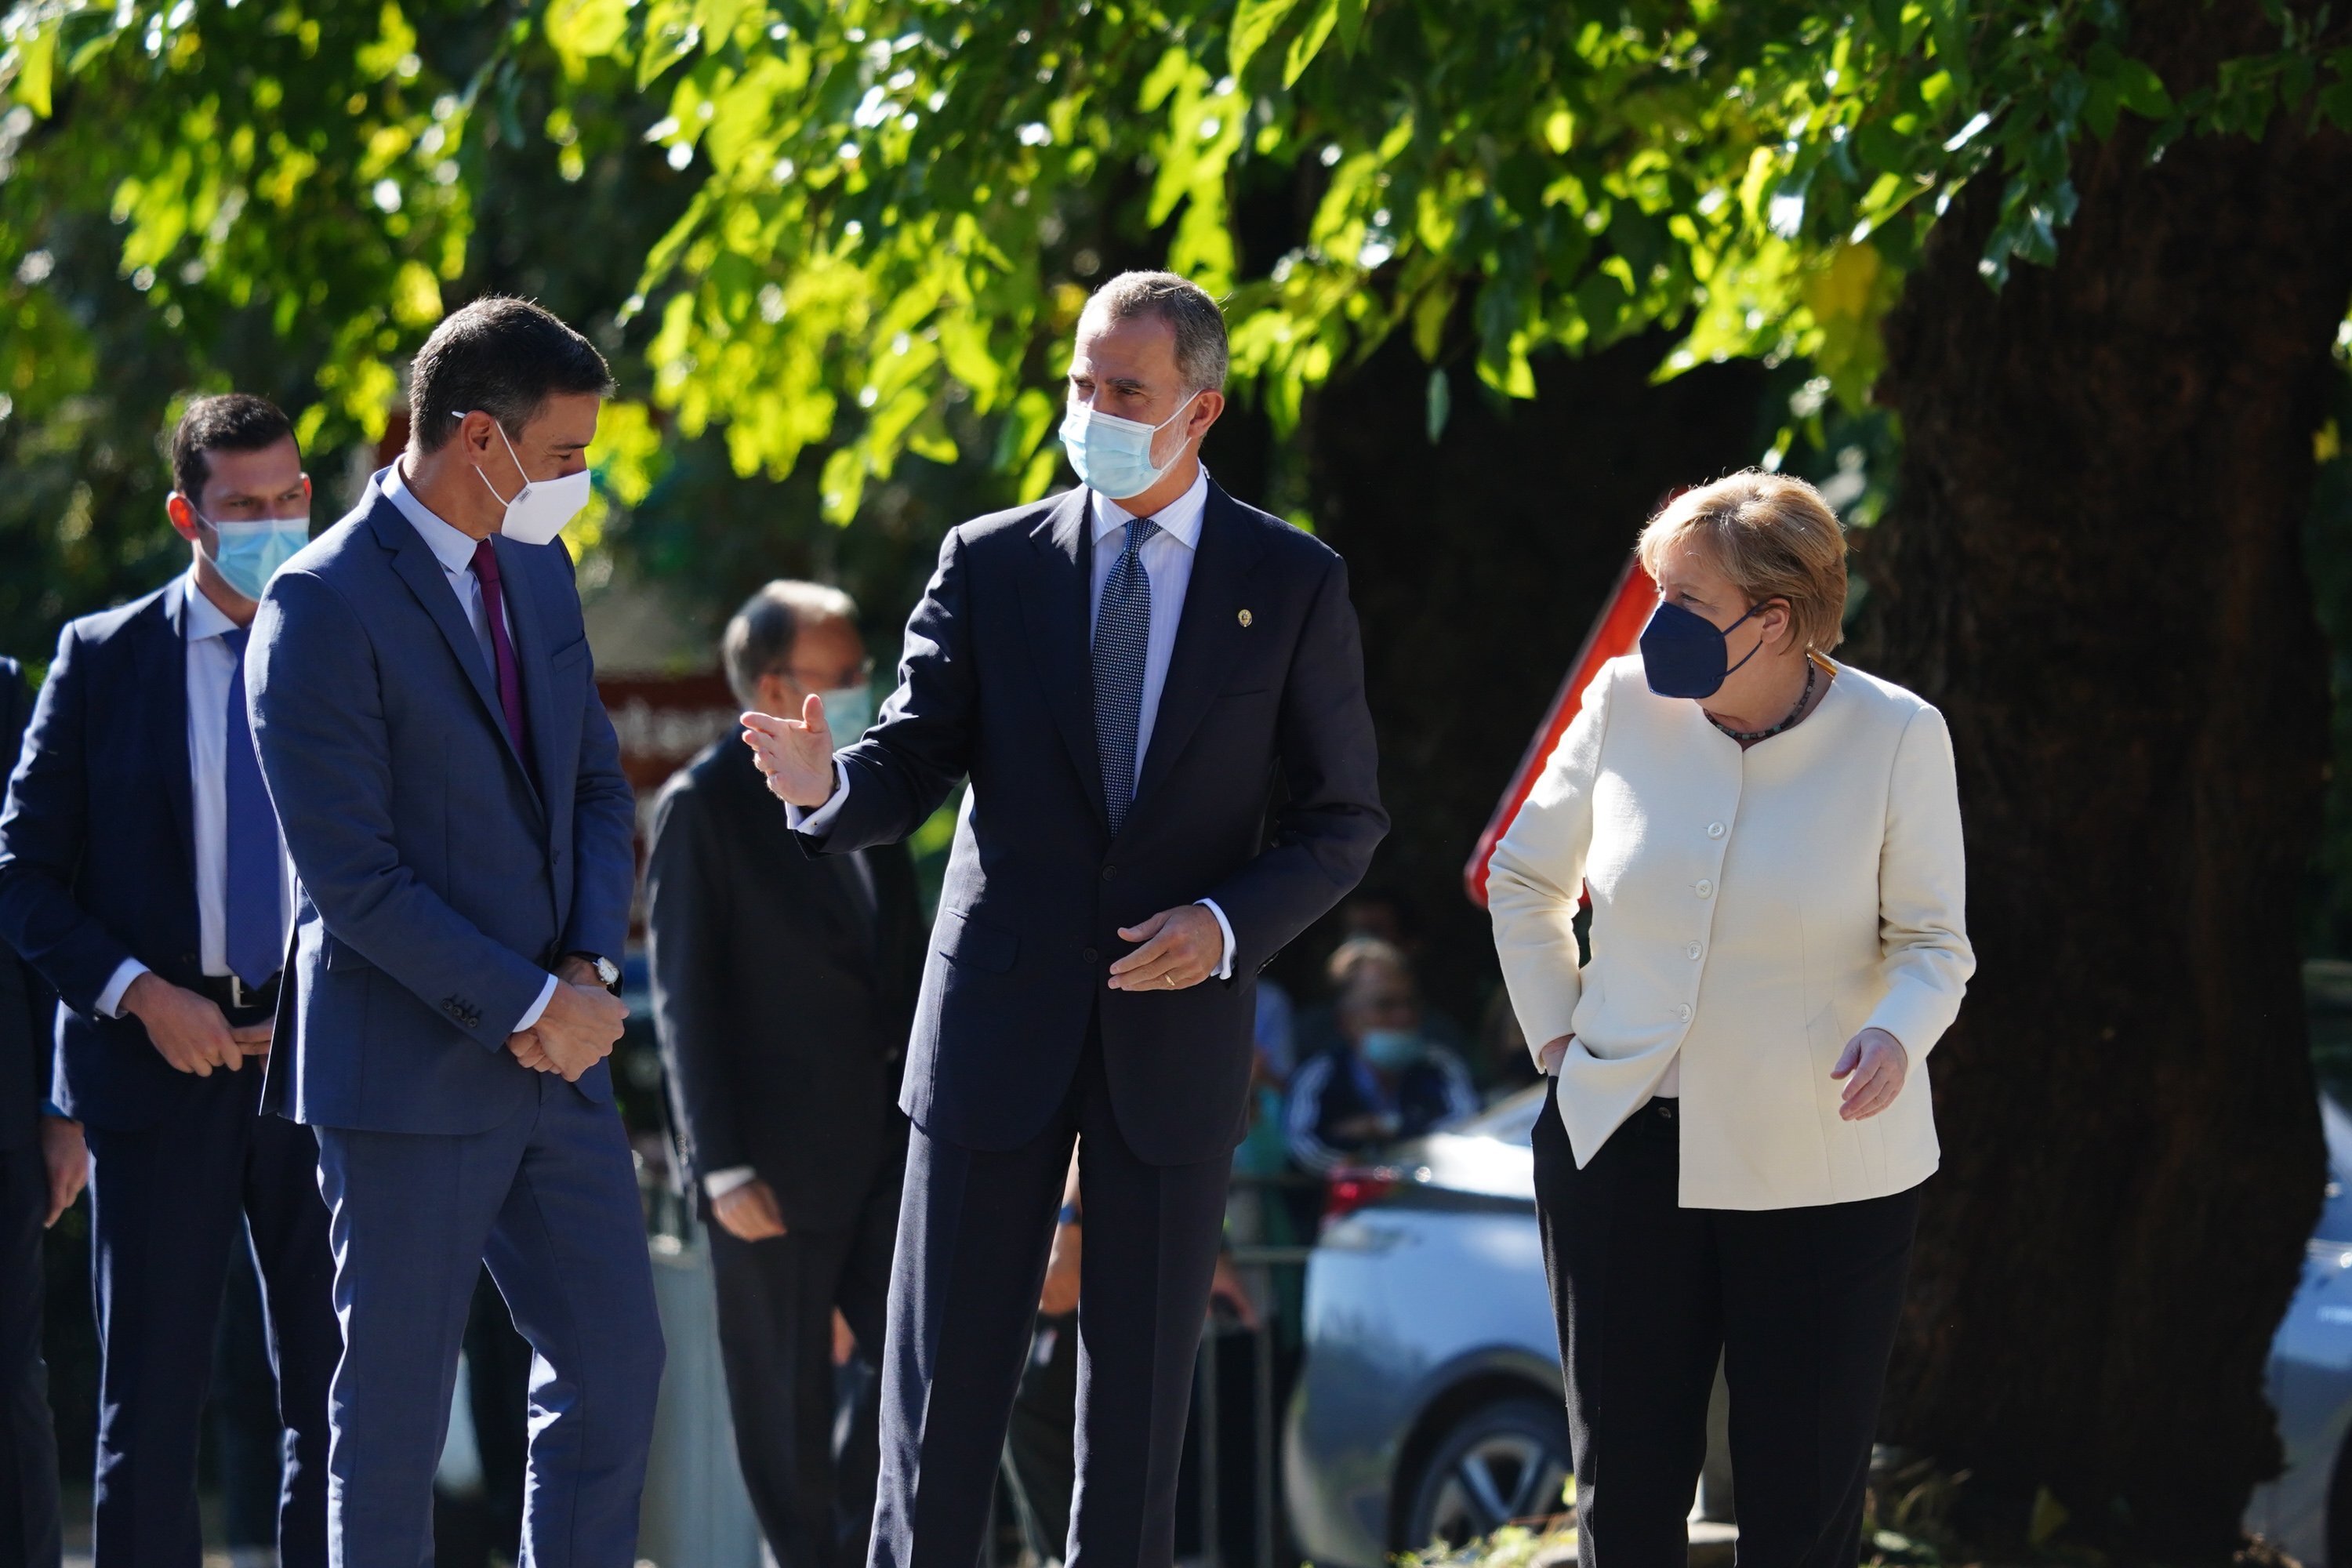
[1102,865,1116,881]
[1083,946,1098,964]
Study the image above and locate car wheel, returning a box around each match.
[1401,1396,1574,1552]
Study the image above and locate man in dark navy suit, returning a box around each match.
[744,271,1387,1566]
[0,396,340,1566]
[247,297,655,1568]
[0,651,83,1568]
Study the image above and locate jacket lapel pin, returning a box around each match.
[1238,608,1253,628]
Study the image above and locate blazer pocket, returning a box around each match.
[323,935,373,973]
[936,909,1018,975]
[548,637,590,673]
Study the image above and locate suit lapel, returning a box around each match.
[367,491,539,804]
[1018,488,1110,836]
[1129,483,1267,818]
[153,580,196,873]
[492,535,557,814]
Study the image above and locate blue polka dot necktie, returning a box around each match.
[1092,515,1159,835]
[220,627,283,988]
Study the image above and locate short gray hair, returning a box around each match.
[1081,270,1229,394]
[723,579,860,709]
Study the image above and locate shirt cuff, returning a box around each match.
[783,760,850,830]
[41,1102,69,1122]
[513,975,560,1034]
[704,1166,758,1200]
[1195,899,1237,981]
[96,958,149,1020]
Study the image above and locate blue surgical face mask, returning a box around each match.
[1639,597,1772,700]
[819,681,875,741]
[1359,1029,1427,1073]
[198,512,310,602]
[1058,393,1200,500]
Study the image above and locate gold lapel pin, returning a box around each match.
[1238,608,1254,628]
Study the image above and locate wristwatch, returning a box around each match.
[570,953,622,993]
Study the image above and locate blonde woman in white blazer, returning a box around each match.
[1487,472,1972,1568]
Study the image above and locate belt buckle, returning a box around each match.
[229,975,254,1011]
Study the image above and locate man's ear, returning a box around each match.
[1188,390,1225,445]
[165,492,201,543]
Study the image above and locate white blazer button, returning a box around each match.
[1686,942,1701,960]
[1676,1004,1693,1022]
[1707,822,1726,839]
[1695,880,1713,898]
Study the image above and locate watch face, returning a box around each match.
[594,956,621,987]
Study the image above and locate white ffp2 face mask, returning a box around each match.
[463,412,592,546]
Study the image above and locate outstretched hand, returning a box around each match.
[741,694,839,808]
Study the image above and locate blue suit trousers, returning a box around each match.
[84,1065,339,1568]
[314,1073,662,1568]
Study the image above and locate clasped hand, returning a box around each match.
[125,971,270,1076]
[1106,905,1221,992]
[506,958,629,1082]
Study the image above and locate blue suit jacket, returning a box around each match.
[0,655,60,1145]
[0,583,224,1131]
[797,481,1387,1167]
[246,472,635,1135]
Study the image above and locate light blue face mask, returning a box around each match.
[199,514,310,602]
[1359,1028,1428,1073]
[819,681,876,741]
[1058,393,1200,500]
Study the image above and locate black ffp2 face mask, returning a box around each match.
[1639,597,1769,699]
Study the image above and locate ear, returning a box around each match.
[165,492,201,543]
[1185,389,1225,445]
[299,473,314,504]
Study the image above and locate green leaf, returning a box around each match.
[13,24,56,118]
[2112,57,2172,118]
[1333,0,1365,56]
[1425,366,1451,444]
[1229,0,1302,82]
[1283,0,1340,88]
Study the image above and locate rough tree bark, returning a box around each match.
[1852,3,2352,1552]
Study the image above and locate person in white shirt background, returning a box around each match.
[1486,470,1973,1568]
[0,394,340,1566]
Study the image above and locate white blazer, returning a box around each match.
[1487,655,1973,1210]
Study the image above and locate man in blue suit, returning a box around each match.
[0,650,83,1568]
[744,271,1387,1566]
[246,296,657,1568]
[0,395,340,1566]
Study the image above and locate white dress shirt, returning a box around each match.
[96,575,298,1017]
[1486,655,1973,1210]
[379,463,559,1036]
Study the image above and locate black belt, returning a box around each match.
[194,972,281,1013]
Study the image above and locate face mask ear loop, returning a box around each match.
[460,412,527,508]
[1721,599,1780,681]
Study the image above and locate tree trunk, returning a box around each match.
[1854,4,2352,1552]
[1298,334,1766,1040]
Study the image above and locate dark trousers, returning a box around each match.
[1002,1311,1080,1558]
[313,1073,664,1568]
[83,1065,339,1568]
[870,1032,1232,1568]
[0,1136,61,1568]
[1532,1086,1919,1568]
[708,1156,900,1568]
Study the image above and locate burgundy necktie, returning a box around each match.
[469,538,531,763]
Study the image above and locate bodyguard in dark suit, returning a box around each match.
[0,396,339,1567]
[0,652,82,1568]
[246,297,658,1568]
[744,271,1386,1566]
[647,580,927,1567]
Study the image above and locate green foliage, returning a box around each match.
[0,0,2342,586]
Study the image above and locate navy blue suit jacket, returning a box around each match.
[797,481,1387,1167]
[246,472,635,1135]
[0,655,56,1147]
[0,583,227,1132]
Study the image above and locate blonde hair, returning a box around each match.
[1635,471,1849,655]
